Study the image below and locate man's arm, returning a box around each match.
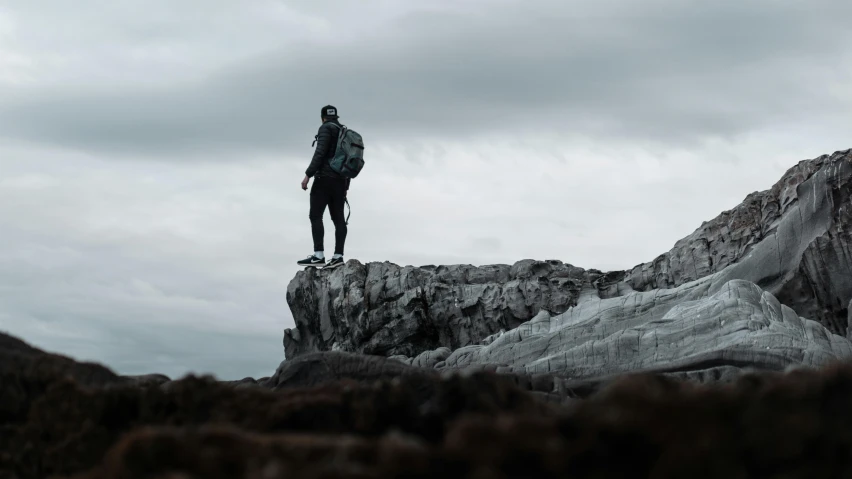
[305,124,334,178]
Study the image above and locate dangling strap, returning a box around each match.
[345,198,351,225]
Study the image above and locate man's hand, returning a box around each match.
[301,176,309,191]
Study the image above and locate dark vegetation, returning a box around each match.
[4,332,852,478]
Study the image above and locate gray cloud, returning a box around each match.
[0,0,849,157]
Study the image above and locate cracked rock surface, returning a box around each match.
[284,149,852,380]
[438,279,852,378]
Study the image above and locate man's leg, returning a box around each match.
[327,178,348,256]
[309,178,330,254]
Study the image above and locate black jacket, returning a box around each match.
[306,120,350,189]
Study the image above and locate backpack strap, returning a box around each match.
[330,123,349,160]
[345,198,351,225]
[313,122,345,146]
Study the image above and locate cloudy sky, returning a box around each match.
[0,0,850,380]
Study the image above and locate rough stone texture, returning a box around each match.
[284,260,589,359]
[391,347,453,369]
[439,280,852,378]
[284,149,852,379]
[619,149,852,313]
[705,150,852,336]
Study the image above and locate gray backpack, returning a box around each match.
[327,123,365,178]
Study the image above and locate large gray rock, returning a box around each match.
[284,260,590,359]
[703,150,852,335]
[284,149,852,376]
[440,279,852,378]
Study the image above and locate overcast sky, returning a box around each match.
[0,0,850,380]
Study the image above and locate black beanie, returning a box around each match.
[321,105,339,119]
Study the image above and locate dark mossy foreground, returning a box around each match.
[4,339,852,479]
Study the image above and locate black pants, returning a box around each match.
[309,176,347,255]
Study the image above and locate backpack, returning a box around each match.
[327,123,365,179]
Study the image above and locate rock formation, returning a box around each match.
[284,149,852,381]
[435,280,852,378]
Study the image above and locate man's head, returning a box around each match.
[321,105,339,123]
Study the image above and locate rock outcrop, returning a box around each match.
[621,149,852,332]
[284,149,852,380]
[284,259,589,358]
[437,280,852,377]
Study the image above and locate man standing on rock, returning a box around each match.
[298,105,349,270]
